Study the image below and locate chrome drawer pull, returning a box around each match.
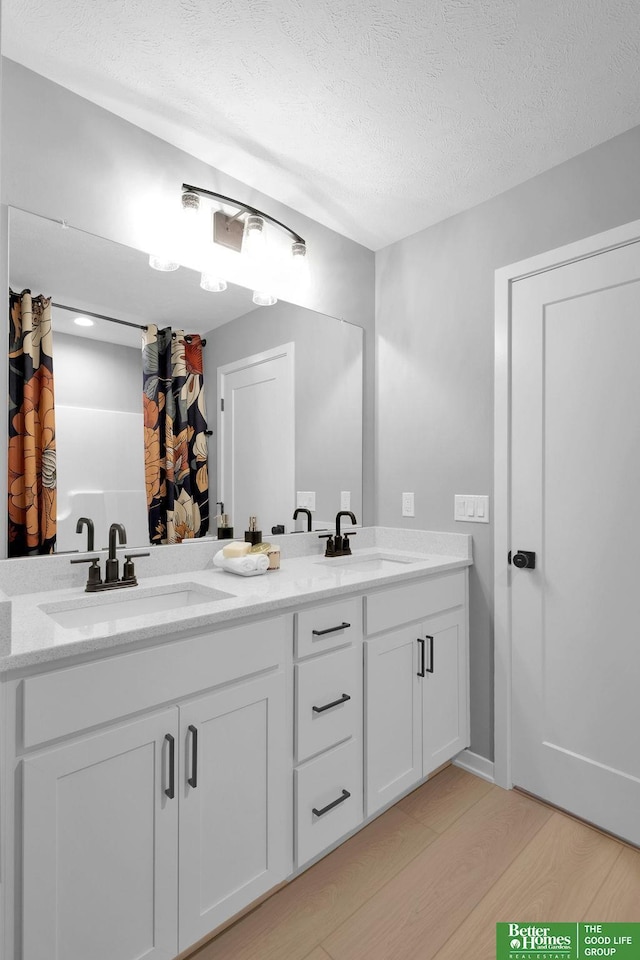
[312,693,351,714]
[311,622,351,637]
[312,789,351,818]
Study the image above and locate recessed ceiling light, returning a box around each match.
[74,316,95,327]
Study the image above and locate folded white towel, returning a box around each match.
[213,550,269,576]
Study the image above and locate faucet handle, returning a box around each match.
[122,552,150,583]
[342,531,356,556]
[70,556,103,591]
[319,533,336,557]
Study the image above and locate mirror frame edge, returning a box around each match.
[1,204,10,560]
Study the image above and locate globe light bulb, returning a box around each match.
[253,290,277,306]
[243,215,266,259]
[291,241,310,287]
[148,254,179,272]
[200,273,227,293]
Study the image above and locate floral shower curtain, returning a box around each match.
[8,289,57,556]
[142,325,209,544]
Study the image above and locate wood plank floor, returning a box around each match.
[190,767,640,960]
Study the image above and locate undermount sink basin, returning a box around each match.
[40,583,235,629]
[314,553,421,573]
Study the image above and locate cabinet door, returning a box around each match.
[421,609,469,776]
[178,671,289,950]
[365,625,422,816]
[22,709,179,960]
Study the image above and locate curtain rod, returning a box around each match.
[53,302,147,330]
[52,302,207,344]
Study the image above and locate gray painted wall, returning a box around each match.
[53,332,141,413]
[375,123,640,762]
[0,58,375,545]
[207,301,363,529]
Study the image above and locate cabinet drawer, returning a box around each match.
[295,646,361,762]
[296,597,362,659]
[365,571,465,635]
[22,617,288,749]
[295,738,363,866]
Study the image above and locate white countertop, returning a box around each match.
[0,529,472,673]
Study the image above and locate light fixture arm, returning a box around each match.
[182,183,306,245]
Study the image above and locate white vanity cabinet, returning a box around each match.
[16,617,290,960]
[178,671,288,950]
[293,597,364,866]
[4,559,471,960]
[23,708,179,960]
[365,571,469,816]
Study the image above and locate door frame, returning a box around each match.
[216,341,295,519]
[493,217,640,790]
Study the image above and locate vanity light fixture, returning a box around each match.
[200,273,227,293]
[148,254,180,272]
[291,240,310,285]
[242,215,266,258]
[179,183,308,305]
[74,315,95,327]
[252,291,278,306]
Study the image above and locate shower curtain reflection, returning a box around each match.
[7,289,57,556]
[142,325,209,544]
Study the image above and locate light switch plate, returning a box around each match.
[455,495,489,523]
[297,491,316,511]
[340,491,351,510]
[402,492,415,518]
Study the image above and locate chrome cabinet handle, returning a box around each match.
[312,622,351,637]
[312,789,351,818]
[164,733,175,799]
[188,724,198,788]
[312,693,351,714]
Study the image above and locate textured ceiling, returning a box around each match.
[3,0,640,249]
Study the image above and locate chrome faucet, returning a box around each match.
[293,507,313,532]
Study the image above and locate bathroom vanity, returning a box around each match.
[0,529,471,960]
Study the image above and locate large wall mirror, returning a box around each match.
[7,207,363,557]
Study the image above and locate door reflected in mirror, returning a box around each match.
[7,207,363,557]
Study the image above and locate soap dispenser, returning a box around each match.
[245,516,262,546]
[216,514,234,539]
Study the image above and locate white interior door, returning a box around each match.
[510,238,640,845]
[218,343,294,536]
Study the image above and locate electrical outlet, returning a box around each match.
[296,491,316,511]
[340,491,351,510]
[402,492,415,517]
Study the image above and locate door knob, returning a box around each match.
[510,550,536,569]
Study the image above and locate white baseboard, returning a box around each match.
[453,749,495,783]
